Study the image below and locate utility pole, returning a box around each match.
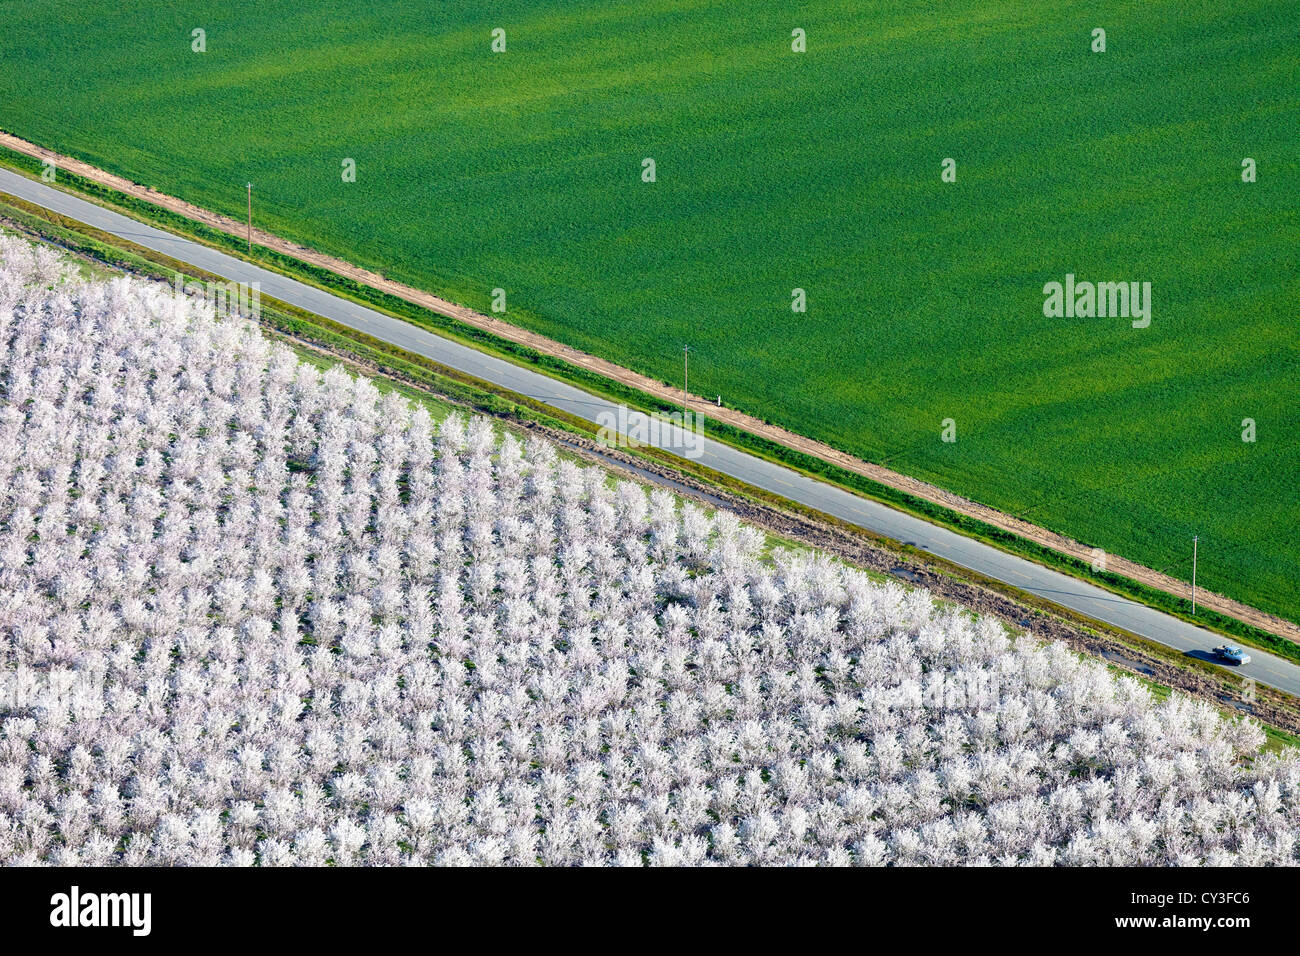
[682,345,691,421]
[1191,534,1198,614]
[246,183,253,253]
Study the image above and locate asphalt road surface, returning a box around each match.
[3,165,1296,697]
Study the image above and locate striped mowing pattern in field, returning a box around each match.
[1,0,1296,619]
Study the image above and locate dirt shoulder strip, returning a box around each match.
[3,128,1293,645]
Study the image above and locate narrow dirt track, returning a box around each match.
[2,128,1294,645]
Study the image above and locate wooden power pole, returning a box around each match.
[1191,534,1198,614]
[682,345,691,421]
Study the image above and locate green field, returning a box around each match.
[2,1,1296,620]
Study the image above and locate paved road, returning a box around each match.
[3,165,1296,697]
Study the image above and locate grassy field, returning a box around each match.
[1,0,1296,619]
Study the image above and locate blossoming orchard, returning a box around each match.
[1,236,1298,867]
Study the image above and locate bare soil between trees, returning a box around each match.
[3,129,1294,648]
